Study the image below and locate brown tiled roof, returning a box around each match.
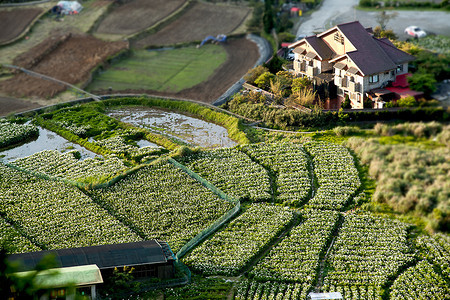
[305,36,335,60]
[375,38,415,65]
[337,21,397,75]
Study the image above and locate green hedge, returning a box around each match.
[228,103,449,130]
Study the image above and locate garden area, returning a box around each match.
[1,96,449,299]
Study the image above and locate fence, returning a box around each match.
[168,158,241,259]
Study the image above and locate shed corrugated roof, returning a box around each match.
[15,265,103,288]
[9,240,172,272]
[309,292,343,299]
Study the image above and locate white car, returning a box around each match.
[404,26,427,38]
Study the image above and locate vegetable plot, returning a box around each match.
[241,142,311,207]
[176,148,271,202]
[321,284,382,300]
[88,160,233,252]
[304,142,360,211]
[12,150,126,183]
[323,214,414,288]
[250,209,340,284]
[0,120,38,149]
[390,260,450,299]
[0,164,140,250]
[235,279,310,300]
[183,203,296,275]
[416,233,450,280]
[0,217,40,254]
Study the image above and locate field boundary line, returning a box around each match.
[168,157,241,260]
[4,64,101,101]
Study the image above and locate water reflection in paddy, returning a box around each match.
[106,106,237,148]
[0,127,100,162]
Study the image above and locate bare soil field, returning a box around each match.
[95,0,186,36]
[134,1,251,48]
[0,33,128,99]
[0,96,41,117]
[0,8,44,45]
[93,37,259,103]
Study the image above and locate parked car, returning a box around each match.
[287,49,295,60]
[404,26,427,38]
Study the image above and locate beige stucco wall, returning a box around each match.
[321,30,356,56]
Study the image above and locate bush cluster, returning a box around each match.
[346,137,450,232]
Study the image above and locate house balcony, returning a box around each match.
[348,81,361,93]
[306,65,318,77]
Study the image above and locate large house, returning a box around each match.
[289,21,415,108]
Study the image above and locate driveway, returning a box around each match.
[297,0,450,39]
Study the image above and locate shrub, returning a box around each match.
[333,126,361,136]
[397,96,417,107]
[341,95,351,109]
[408,73,437,95]
[255,72,275,90]
[244,66,269,85]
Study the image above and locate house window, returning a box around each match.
[396,64,403,73]
[369,74,379,83]
[350,76,355,82]
[390,70,395,77]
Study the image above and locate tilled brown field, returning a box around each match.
[95,0,186,36]
[0,33,128,99]
[0,96,41,117]
[134,1,251,48]
[93,37,258,103]
[0,8,44,45]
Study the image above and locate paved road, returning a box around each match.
[297,0,450,39]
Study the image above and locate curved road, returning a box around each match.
[297,0,450,39]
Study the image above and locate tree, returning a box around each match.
[341,94,351,109]
[373,26,398,40]
[255,71,275,90]
[263,0,275,34]
[244,65,269,85]
[375,10,398,31]
[408,73,437,96]
[263,55,284,74]
[291,77,312,94]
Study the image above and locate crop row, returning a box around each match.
[324,214,414,287]
[0,164,141,250]
[88,160,234,252]
[0,217,40,254]
[416,233,450,280]
[390,260,450,299]
[304,142,360,211]
[235,279,310,300]
[241,142,311,207]
[12,150,126,183]
[183,203,296,275]
[176,148,271,202]
[0,120,38,149]
[94,132,165,162]
[321,284,382,300]
[250,209,340,284]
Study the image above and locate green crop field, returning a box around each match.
[87,45,227,92]
[1,99,449,300]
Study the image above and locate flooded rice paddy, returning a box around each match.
[0,127,100,162]
[106,106,237,148]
